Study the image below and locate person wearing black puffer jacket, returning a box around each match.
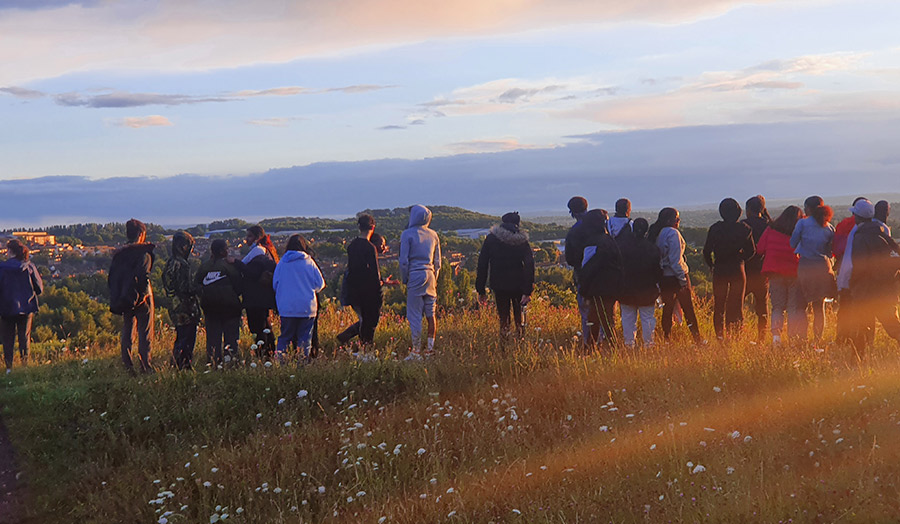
[703,198,755,341]
[239,225,278,358]
[742,195,771,340]
[476,212,535,336]
[196,239,243,367]
[108,219,156,374]
[579,209,624,349]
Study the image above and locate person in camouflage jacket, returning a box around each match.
[163,231,200,369]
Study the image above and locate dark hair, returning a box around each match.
[7,239,28,261]
[357,214,376,232]
[770,206,803,236]
[719,198,742,222]
[745,195,771,223]
[615,198,631,218]
[126,218,146,243]
[285,234,312,255]
[247,225,279,263]
[211,238,229,259]
[582,209,609,235]
[648,207,679,242]
[804,196,833,227]
[632,217,649,239]
[567,196,588,215]
[370,233,387,254]
[875,200,890,223]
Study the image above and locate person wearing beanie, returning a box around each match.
[564,196,596,347]
[162,231,200,369]
[849,198,900,353]
[239,225,279,359]
[578,209,624,349]
[790,196,836,346]
[0,240,43,373]
[400,205,442,360]
[108,218,156,373]
[742,195,771,339]
[607,198,633,239]
[196,239,243,367]
[476,212,535,337]
[616,218,661,348]
[703,198,756,340]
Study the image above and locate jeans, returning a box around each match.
[407,293,436,349]
[277,316,316,358]
[246,307,275,357]
[586,295,617,347]
[494,289,524,335]
[745,270,769,338]
[205,314,240,366]
[660,276,702,342]
[620,304,655,347]
[172,323,197,369]
[122,299,153,372]
[712,270,746,339]
[768,275,806,340]
[1,313,32,369]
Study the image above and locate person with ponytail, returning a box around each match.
[652,208,704,344]
[790,196,836,345]
[0,240,43,373]
[240,225,278,358]
[742,195,771,339]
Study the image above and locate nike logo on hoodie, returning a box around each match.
[203,271,227,286]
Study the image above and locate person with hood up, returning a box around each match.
[162,231,200,369]
[847,199,900,353]
[790,196,836,346]
[703,198,756,340]
[742,195,771,339]
[196,239,243,367]
[608,198,633,240]
[617,218,661,348]
[475,212,535,337]
[757,206,805,343]
[273,234,325,362]
[240,225,279,358]
[564,196,594,347]
[400,205,442,360]
[650,208,704,344]
[0,240,43,373]
[108,218,156,373]
[579,209,624,349]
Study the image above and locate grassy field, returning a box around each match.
[3,299,900,523]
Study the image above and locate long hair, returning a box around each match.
[247,225,279,263]
[285,234,312,256]
[746,195,771,223]
[804,196,833,227]
[648,207,679,243]
[7,239,28,261]
[770,206,803,236]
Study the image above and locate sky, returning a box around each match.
[1,0,900,226]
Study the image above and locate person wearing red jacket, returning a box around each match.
[757,206,805,343]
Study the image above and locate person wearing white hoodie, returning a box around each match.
[607,198,633,239]
[273,234,325,362]
[400,205,442,359]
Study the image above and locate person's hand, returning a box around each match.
[520,295,531,306]
[383,274,401,286]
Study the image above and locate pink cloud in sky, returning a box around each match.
[112,115,173,128]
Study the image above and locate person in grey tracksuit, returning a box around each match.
[400,205,442,358]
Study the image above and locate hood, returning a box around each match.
[408,205,432,228]
[281,250,311,263]
[112,242,155,261]
[172,231,194,259]
[490,224,529,245]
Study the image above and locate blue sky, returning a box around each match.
[1,0,900,224]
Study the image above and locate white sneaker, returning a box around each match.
[404,351,423,362]
[5,368,11,375]
[772,335,781,345]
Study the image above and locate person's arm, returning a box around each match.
[669,231,688,286]
[790,219,803,250]
[522,242,535,296]
[136,251,152,299]
[741,229,757,262]
[30,264,43,296]
[432,234,442,280]
[310,261,326,293]
[364,243,381,287]
[756,229,769,257]
[702,226,715,268]
[564,229,579,268]
[399,232,410,284]
[475,237,491,296]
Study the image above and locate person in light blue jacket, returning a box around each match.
[273,235,325,362]
[789,196,835,345]
[400,205,441,359]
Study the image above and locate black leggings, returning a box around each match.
[660,276,702,342]
[246,307,275,357]
[1,314,32,368]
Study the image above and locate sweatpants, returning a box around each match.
[493,289,524,334]
[620,304,655,347]
[712,270,746,339]
[246,307,276,357]
[586,295,617,347]
[1,313,32,369]
[337,295,382,345]
[277,316,316,358]
[660,276,702,343]
[205,314,240,366]
[171,323,197,369]
[769,275,806,340]
[122,299,153,372]
[745,270,769,338]
[407,293,436,350]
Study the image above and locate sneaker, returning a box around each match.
[423,350,435,359]
[5,368,11,375]
[404,351,423,362]
[772,335,781,345]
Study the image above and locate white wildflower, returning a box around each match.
[692,464,706,474]
[297,390,308,398]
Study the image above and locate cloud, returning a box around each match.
[323,85,395,94]
[447,138,546,154]
[55,91,230,108]
[234,84,393,97]
[247,117,304,127]
[110,115,173,128]
[0,0,787,85]
[0,86,44,98]
[0,0,96,10]
[377,125,407,131]
[497,85,563,103]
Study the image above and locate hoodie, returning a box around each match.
[196,256,243,317]
[162,232,200,325]
[239,247,277,310]
[108,242,155,314]
[475,224,535,295]
[850,220,900,301]
[0,258,43,317]
[273,250,326,317]
[702,220,755,277]
[656,227,690,286]
[399,205,442,297]
[607,216,632,239]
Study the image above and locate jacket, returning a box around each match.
[345,237,382,305]
[399,205,442,297]
[790,217,834,262]
[757,227,799,278]
[565,217,589,285]
[162,233,200,325]
[617,230,662,306]
[0,258,43,317]
[703,220,755,277]
[475,224,535,296]
[742,216,769,275]
[837,219,889,291]
[108,243,155,314]
[656,227,690,286]
[607,216,632,239]
[240,249,277,310]
[196,256,243,317]
[850,220,900,302]
[274,250,326,317]
[833,216,856,262]
[579,232,624,298]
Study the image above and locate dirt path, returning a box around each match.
[0,413,25,524]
